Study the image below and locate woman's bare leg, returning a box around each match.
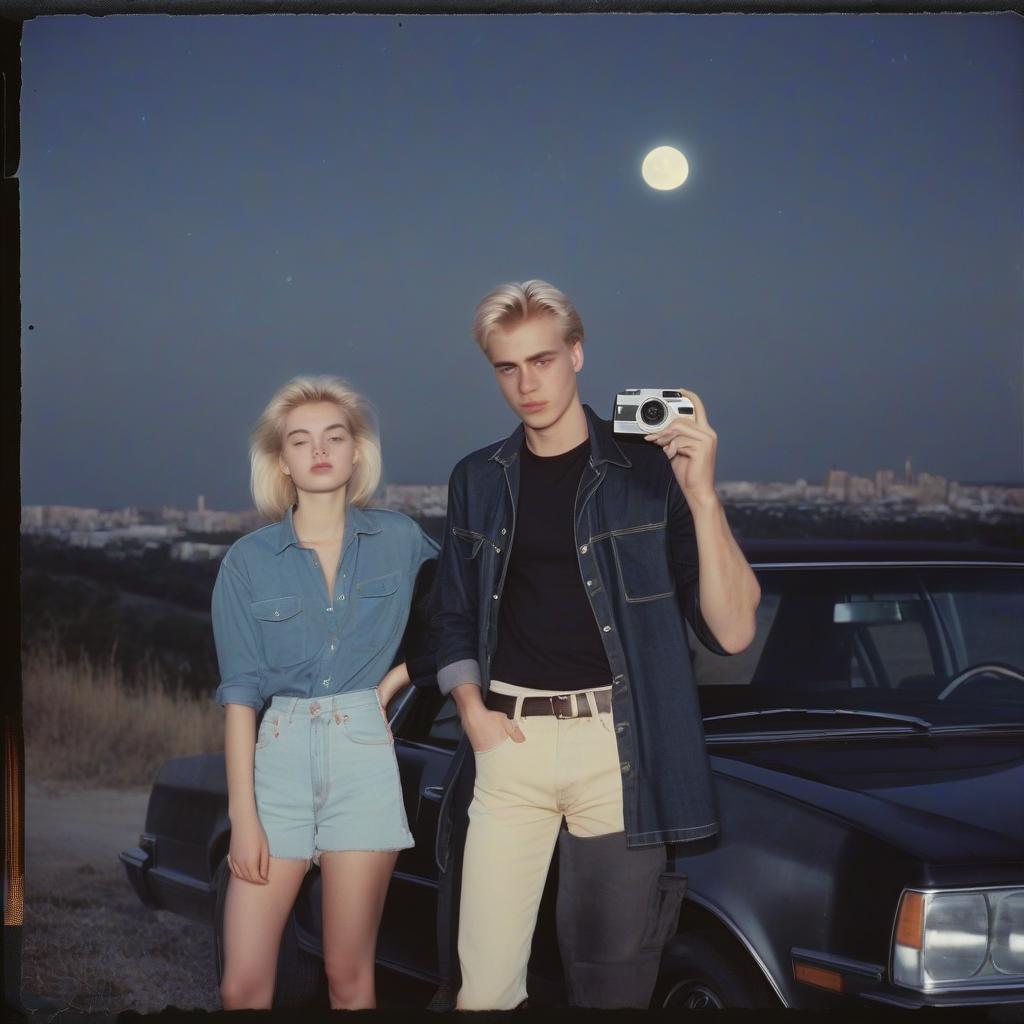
[219,856,310,1009]
[318,849,399,1009]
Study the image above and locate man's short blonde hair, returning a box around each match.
[472,279,584,355]
[249,375,382,521]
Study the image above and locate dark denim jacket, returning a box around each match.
[432,403,735,866]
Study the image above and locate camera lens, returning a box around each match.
[640,399,666,426]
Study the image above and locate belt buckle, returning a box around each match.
[549,693,578,719]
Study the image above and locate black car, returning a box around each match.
[120,538,1024,1009]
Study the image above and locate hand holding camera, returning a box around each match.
[613,387,719,504]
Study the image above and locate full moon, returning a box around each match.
[641,146,689,191]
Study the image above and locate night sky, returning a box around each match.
[20,13,1024,509]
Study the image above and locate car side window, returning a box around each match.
[688,591,781,687]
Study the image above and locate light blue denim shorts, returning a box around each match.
[254,687,414,862]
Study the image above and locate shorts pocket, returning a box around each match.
[254,712,284,751]
[639,872,688,951]
[343,703,393,745]
[250,595,309,668]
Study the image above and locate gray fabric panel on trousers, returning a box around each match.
[555,829,686,1008]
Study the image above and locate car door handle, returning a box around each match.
[423,785,445,802]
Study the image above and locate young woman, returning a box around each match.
[211,375,438,1010]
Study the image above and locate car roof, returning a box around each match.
[737,537,1024,567]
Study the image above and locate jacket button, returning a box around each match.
[620,761,632,774]
[615,722,627,734]
[579,544,588,554]
[492,594,499,600]
[602,625,612,632]
[501,528,507,535]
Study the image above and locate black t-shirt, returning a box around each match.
[490,436,613,690]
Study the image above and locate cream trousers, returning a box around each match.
[456,679,625,1011]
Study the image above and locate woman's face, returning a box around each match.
[278,401,359,499]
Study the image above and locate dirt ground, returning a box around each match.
[21,778,221,1015]
[19,779,437,1016]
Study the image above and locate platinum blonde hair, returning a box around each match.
[249,375,382,520]
[471,279,585,355]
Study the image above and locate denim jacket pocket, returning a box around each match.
[451,526,489,560]
[250,595,309,668]
[610,523,677,603]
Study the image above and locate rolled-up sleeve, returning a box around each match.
[211,553,264,708]
[433,464,483,695]
[667,483,735,658]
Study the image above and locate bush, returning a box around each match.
[22,642,224,789]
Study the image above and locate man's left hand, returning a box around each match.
[644,387,718,505]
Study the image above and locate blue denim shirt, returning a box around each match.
[212,503,439,709]
[431,404,736,864]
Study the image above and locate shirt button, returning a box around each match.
[579,544,588,554]
[312,559,319,567]
[326,606,333,613]
[273,610,280,618]
[602,625,612,632]
[340,595,346,601]
[322,676,331,686]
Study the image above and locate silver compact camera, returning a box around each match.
[613,389,695,435]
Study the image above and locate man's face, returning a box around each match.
[487,314,583,429]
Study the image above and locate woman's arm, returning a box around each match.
[211,555,270,883]
[377,660,411,709]
[223,704,270,883]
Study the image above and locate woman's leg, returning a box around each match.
[219,856,311,1009]
[318,849,399,1009]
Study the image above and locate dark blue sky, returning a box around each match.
[20,13,1024,509]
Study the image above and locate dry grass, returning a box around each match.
[22,643,224,789]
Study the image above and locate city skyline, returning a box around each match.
[19,14,1024,507]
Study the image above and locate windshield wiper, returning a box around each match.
[703,707,934,731]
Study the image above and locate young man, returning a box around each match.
[430,280,760,1010]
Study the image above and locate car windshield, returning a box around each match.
[690,566,1024,732]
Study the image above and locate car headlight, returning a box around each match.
[893,887,1024,990]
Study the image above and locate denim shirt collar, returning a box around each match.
[273,501,382,554]
[487,402,632,469]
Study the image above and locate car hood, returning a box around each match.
[710,737,1024,863]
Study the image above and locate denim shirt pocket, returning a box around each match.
[250,595,309,668]
[355,569,402,598]
[352,569,404,649]
[610,522,677,603]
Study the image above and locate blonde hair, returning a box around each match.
[249,376,383,520]
[472,279,584,355]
